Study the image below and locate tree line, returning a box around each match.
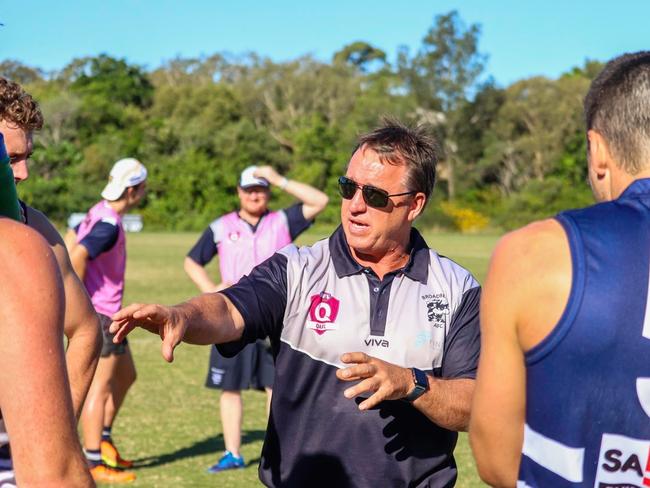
[4,11,600,232]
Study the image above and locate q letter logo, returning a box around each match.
[307,292,340,336]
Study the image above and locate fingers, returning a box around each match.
[111,319,136,343]
[343,377,379,399]
[111,303,147,323]
[340,352,370,364]
[336,362,376,382]
[358,388,390,411]
[161,339,175,363]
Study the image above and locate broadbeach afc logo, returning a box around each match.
[307,292,340,335]
[421,293,449,328]
[595,433,650,488]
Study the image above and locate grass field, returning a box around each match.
[105,228,500,487]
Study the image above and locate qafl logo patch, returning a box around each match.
[307,292,340,335]
[421,293,449,328]
[228,231,240,242]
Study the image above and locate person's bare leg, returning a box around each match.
[220,390,243,457]
[81,354,120,452]
[0,220,93,486]
[103,346,137,429]
[265,387,273,418]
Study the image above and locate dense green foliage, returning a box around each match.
[3,11,602,231]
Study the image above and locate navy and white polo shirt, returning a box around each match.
[221,225,481,487]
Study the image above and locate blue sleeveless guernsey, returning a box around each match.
[519,178,650,488]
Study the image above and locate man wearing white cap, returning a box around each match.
[66,157,147,483]
[184,165,328,473]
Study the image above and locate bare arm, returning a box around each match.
[68,235,90,281]
[184,256,228,293]
[469,220,571,487]
[254,165,329,220]
[110,291,245,363]
[26,207,102,419]
[336,353,474,431]
[0,220,93,486]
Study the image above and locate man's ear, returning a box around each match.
[408,193,427,222]
[587,129,613,180]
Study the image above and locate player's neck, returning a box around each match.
[106,199,128,216]
[238,208,264,226]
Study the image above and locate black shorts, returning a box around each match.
[98,313,128,357]
[205,340,274,391]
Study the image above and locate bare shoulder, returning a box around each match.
[0,219,57,274]
[24,205,65,245]
[24,205,71,271]
[488,218,572,350]
[490,218,569,278]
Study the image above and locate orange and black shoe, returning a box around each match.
[90,463,136,483]
[101,440,134,469]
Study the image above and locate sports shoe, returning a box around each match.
[90,464,136,483]
[101,440,134,469]
[206,451,245,473]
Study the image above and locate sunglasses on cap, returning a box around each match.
[338,176,416,208]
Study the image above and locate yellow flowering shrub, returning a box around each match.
[439,202,490,233]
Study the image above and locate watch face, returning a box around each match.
[413,368,429,388]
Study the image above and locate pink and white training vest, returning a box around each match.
[214,211,291,284]
[76,200,126,316]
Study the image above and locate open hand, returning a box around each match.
[110,303,189,363]
[253,165,282,186]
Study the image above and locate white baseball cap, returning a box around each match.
[101,158,148,201]
[239,165,269,189]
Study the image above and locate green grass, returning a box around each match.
[106,228,500,487]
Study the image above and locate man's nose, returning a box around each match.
[348,187,367,212]
[12,160,29,183]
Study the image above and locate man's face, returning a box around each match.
[341,146,420,259]
[126,181,147,209]
[238,185,270,216]
[0,120,33,185]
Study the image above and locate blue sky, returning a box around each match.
[1,0,648,86]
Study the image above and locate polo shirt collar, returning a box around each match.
[329,225,430,284]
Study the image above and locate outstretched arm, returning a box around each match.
[254,165,329,220]
[110,292,245,363]
[0,219,93,486]
[26,206,102,419]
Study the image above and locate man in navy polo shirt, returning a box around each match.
[111,119,481,487]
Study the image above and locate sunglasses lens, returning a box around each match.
[338,177,357,200]
[363,187,389,208]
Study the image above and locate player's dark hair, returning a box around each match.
[584,51,650,173]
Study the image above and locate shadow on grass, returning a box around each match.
[132,429,266,469]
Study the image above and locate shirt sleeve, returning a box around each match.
[79,221,120,260]
[217,252,288,357]
[440,286,481,379]
[283,203,313,240]
[187,227,218,265]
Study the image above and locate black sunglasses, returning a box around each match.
[338,176,416,208]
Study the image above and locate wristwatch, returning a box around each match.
[404,368,429,402]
